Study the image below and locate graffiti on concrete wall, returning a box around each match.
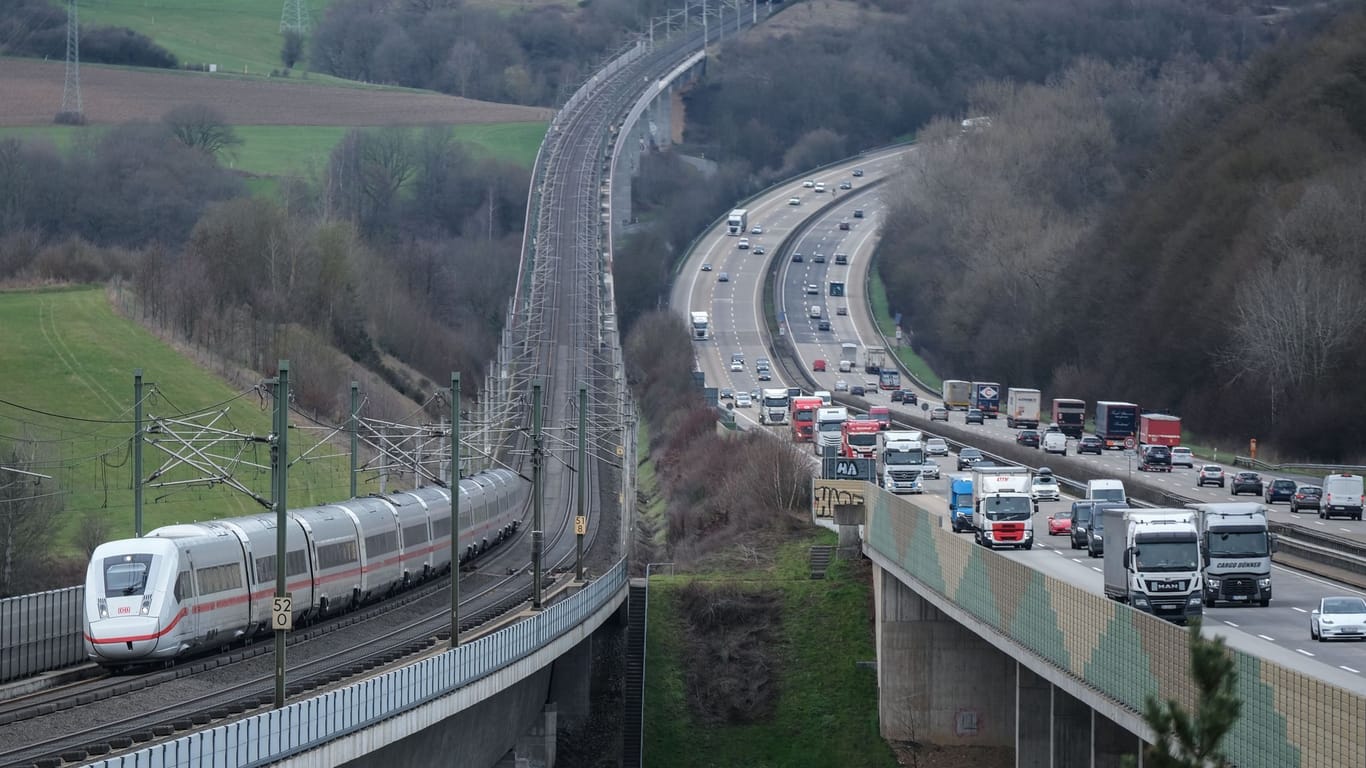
[812,478,867,519]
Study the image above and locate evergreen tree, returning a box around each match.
[1138,618,1242,768]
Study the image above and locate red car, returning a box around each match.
[1047,509,1074,536]
[813,359,827,372]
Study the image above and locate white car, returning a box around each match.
[735,392,752,408]
[802,179,815,188]
[1030,475,1061,502]
[737,237,750,250]
[750,225,764,235]
[788,197,801,206]
[918,460,941,480]
[1170,446,1194,468]
[814,183,826,193]
[730,361,743,372]
[925,438,949,456]
[834,379,849,392]
[1310,596,1366,641]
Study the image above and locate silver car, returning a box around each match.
[1311,596,1366,641]
[918,459,941,480]
[925,438,949,456]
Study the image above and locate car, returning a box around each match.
[750,225,763,235]
[1047,508,1073,536]
[718,272,730,282]
[802,179,815,188]
[731,351,745,363]
[1265,478,1297,504]
[1041,431,1067,455]
[957,447,984,471]
[851,385,866,396]
[1290,485,1322,513]
[925,438,949,456]
[839,180,852,190]
[757,370,772,381]
[965,408,985,425]
[735,392,752,408]
[750,388,761,401]
[701,263,712,271]
[1139,444,1172,471]
[1070,501,1096,550]
[812,253,826,263]
[1086,511,1107,558]
[792,253,804,262]
[901,390,918,404]
[719,388,733,400]
[814,183,826,193]
[818,320,831,331]
[806,283,820,295]
[753,245,766,255]
[1043,424,1061,433]
[836,306,848,316]
[930,406,949,422]
[852,168,864,177]
[834,379,849,392]
[853,209,864,218]
[1016,429,1040,448]
[737,237,750,249]
[1031,474,1061,502]
[1310,596,1366,641]
[834,253,849,265]
[1170,446,1194,468]
[839,220,850,230]
[1077,436,1104,455]
[788,197,801,206]
[730,361,743,372]
[1231,471,1263,496]
[813,359,827,372]
[891,390,904,402]
[1197,465,1225,487]
[917,459,941,480]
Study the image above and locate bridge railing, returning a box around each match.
[84,560,628,768]
[861,484,1366,768]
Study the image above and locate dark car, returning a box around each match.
[792,253,803,262]
[851,385,866,396]
[852,168,864,177]
[753,245,766,255]
[901,390,918,405]
[965,408,985,425]
[853,209,864,218]
[1077,436,1104,455]
[817,319,831,331]
[1265,478,1297,504]
[1139,445,1172,471]
[1231,472,1263,496]
[891,390,904,402]
[1291,485,1323,513]
[957,447,984,471]
[1069,501,1096,550]
[1016,429,1040,448]
[813,253,826,264]
[1086,511,1107,558]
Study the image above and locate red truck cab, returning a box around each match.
[869,406,891,430]
[790,396,824,442]
[841,419,882,458]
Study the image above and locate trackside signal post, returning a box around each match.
[134,369,144,537]
[577,384,587,581]
[273,361,290,710]
[532,384,544,610]
[451,372,461,648]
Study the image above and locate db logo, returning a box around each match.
[118,607,132,615]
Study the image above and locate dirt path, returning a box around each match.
[0,58,551,126]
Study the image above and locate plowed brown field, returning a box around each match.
[0,58,551,126]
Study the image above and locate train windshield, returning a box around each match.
[103,554,155,597]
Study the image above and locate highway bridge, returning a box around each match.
[674,148,1366,766]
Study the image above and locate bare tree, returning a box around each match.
[162,104,243,159]
[0,439,62,596]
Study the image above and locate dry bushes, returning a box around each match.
[676,582,784,725]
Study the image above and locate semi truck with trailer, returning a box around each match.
[1101,508,1203,624]
[726,209,748,235]
[879,367,901,390]
[1139,414,1182,446]
[1005,388,1042,429]
[841,419,882,459]
[970,382,1002,418]
[864,346,888,374]
[881,440,926,494]
[759,388,791,426]
[942,379,971,410]
[971,466,1034,549]
[690,311,710,340]
[1094,401,1139,449]
[1188,503,1274,607]
[815,406,848,455]
[789,396,824,442]
[948,475,975,532]
[1051,398,1086,438]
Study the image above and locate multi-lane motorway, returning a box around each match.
[672,148,1366,694]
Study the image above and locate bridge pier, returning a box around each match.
[1017,665,1051,766]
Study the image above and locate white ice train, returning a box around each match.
[83,469,525,667]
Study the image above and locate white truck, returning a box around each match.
[1189,503,1275,607]
[1005,388,1041,429]
[882,430,923,448]
[759,388,791,426]
[864,346,888,374]
[815,406,848,456]
[1102,508,1203,624]
[942,379,971,410]
[726,209,748,235]
[690,311,710,340]
[881,440,925,494]
[971,466,1034,549]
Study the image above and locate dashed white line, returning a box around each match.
[1295,648,1315,657]
[1341,665,1361,674]
[1090,566,1102,573]
[1258,634,1275,642]
[1223,620,1240,628]
[1291,606,1308,613]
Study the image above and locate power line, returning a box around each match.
[58,0,82,123]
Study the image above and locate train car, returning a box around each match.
[84,470,525,668]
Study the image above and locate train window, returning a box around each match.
[365,531,398,556]
[255,555,276,583]
[287,549,308,576]
[432,516,452,539]
[173,571,194,602]
[195,563,243,596]
[102,554,153,598]
[403,524,428,545]
[317,540,358,569]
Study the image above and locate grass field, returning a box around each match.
[868,269,943,390]
[644,536,897,768]
[0,286,389,554]
[76,0,332,77]
[0,122,547,178]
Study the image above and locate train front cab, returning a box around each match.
[85,538,183,663]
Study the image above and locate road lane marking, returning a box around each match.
[1258,634,1275,642]
[1291,606,1308,613]
[1223,621,1240,628]
[1295,648,1315,657]
[1342,666,1361,674]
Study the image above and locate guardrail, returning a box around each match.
[84,560,629,768]
[1232,455,1366,476]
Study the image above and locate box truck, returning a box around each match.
[1005,388,1041,429]
[1139,414,1181,446]
[942,380,971,410]
[1102,508,1203,624]
[970,381,1001,418]
[1095,401,1139,449]
[1188,503,1274,607]
[971,466,1033,549]
[1051,398,1086,438]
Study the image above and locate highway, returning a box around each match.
[672,151,1366,696]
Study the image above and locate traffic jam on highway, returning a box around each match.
[680,153,1366,681]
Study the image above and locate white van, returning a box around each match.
[1321,473,1365,520]
[809,305,822,318]
[1087,479,1126,505]
[838,360,853,373]
[1042,432,1067,455]
[814,390,833,406]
